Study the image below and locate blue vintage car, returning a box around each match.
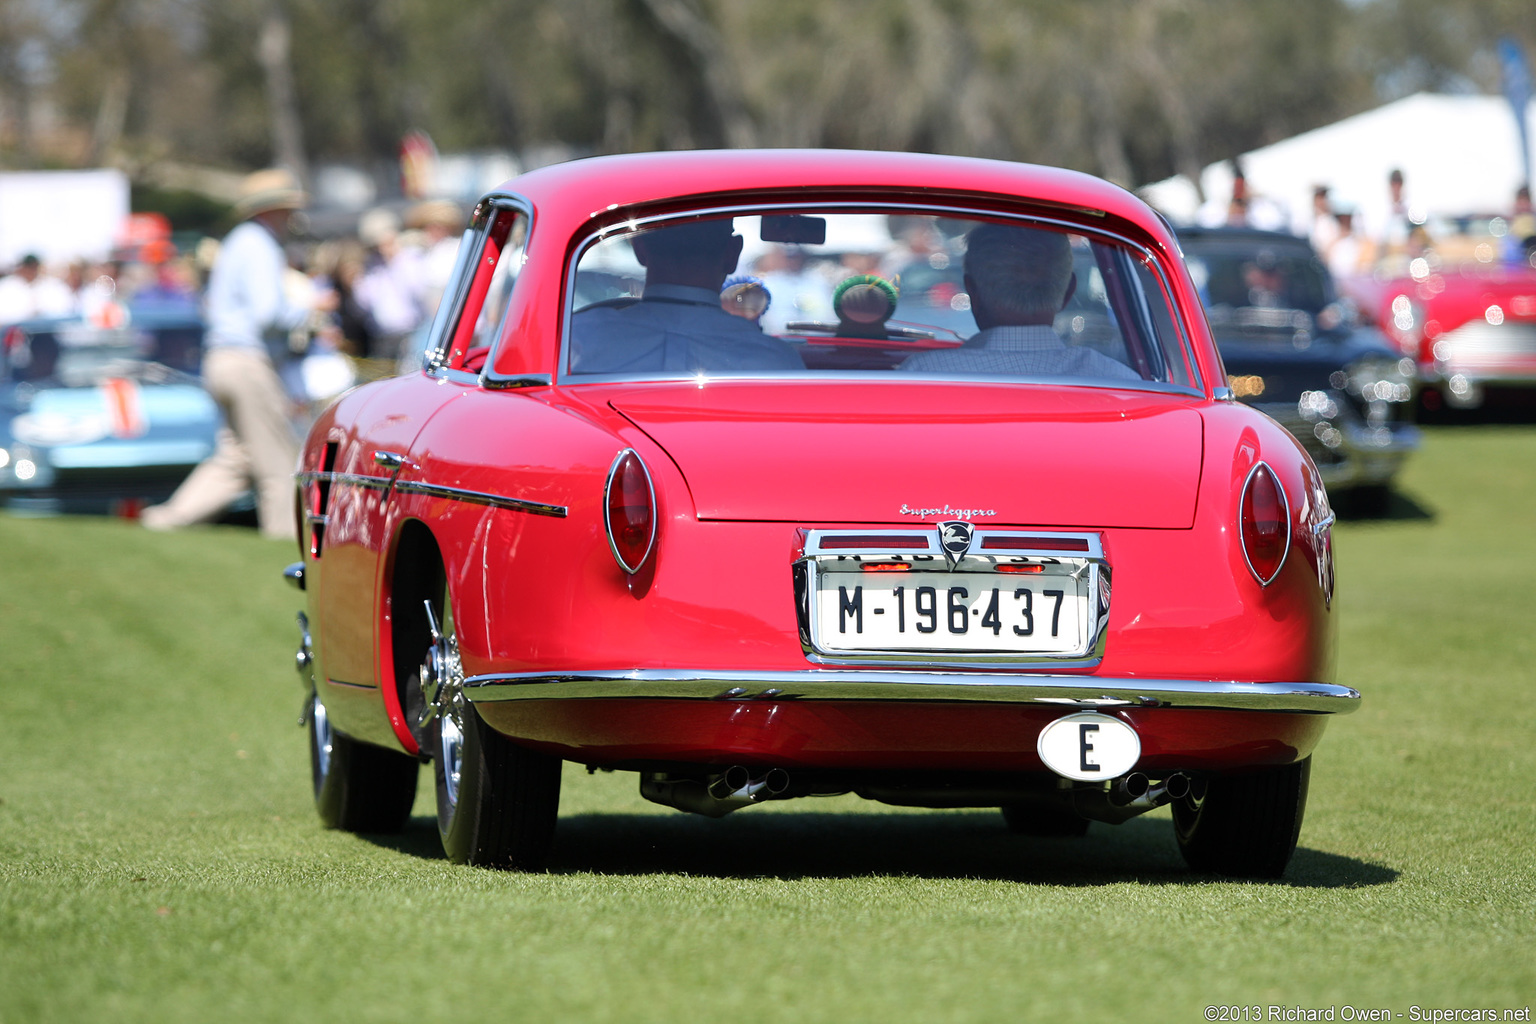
[0,313,225,515]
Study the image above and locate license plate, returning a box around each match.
[812,570,1088,656]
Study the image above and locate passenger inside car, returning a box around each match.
[570,220,804,374]
[899,224,1140,379]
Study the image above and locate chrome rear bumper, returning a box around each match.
[462,669,1359,714]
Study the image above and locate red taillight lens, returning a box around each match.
[605,449,656,574]
[1240,462,1290,585]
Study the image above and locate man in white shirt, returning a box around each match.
[900,224,1139,381]
[143,168,333,540]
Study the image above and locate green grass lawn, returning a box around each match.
[2,428,1533,1023]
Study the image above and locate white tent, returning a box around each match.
[1140,93,1536,235]
[0,169,130,267]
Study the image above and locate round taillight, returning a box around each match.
[604,449,656,574]
[1239,461,1290,586]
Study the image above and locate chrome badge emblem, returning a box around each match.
[937,521,973,566]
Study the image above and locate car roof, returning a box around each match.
[501,149,1166,240]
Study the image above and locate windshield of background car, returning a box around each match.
[1183,243,1339,332]
[564,210,1198,389]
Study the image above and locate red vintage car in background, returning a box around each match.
[285,150,1357,878]
[1348,233,1536,410]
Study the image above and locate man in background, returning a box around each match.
[142,168,334,541]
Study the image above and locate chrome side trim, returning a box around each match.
[372,450,409,471]
[296,470,388,491]
[392,479,568,518]
[294,470,568,518]
[460,669,1360,714]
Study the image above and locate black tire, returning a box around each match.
[413,582,562,870]
[1000,803,1090,837]
[309,690,419,833]
[1172,758,1311,878]
[427,703,562,869]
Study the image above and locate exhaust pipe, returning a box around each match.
[708,766,790,802]
[1073,771,1199,824]
[641,767,792,817]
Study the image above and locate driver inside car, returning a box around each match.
[900,224,1139,379]
[569,219,804,374]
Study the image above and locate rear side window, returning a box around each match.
[564,209,1198,391]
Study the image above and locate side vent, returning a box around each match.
[309,442,339,558]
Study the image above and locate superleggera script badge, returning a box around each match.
[899,503,997,519]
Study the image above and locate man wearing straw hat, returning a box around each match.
[143,168,334,541]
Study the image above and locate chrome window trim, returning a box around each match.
[563,367,1205,400]
[483,373,553,390]
[603,448,657,574]
[556,199,1203,393]
[460,668,1360,714]
[421,225,484,373]
[473,192,537,387]
[792,527,1110,669]
[1239,460,1292,587]
[294,470,567,518]
[421,192,534,382]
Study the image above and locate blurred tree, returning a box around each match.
[3,0,1533,196]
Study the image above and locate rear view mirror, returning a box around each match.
[761,215,826,246]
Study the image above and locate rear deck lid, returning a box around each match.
[609,381,1204,528]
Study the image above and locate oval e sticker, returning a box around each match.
[1037,712,1140,781]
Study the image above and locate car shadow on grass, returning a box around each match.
[1332,487,1435,523]
[369,810,1395,888]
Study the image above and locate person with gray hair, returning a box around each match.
[900,223,1138,380]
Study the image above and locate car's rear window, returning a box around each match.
[1182,242,1333,320]
[564,210,1198,389]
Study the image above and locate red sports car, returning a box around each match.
[1351,255,1536,409]
[285,150,1357,878]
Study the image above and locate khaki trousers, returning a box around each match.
[144,346,299,540]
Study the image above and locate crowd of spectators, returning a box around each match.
[0,174,474,540]
[0,193,468,391]
[1191,162,1536,280]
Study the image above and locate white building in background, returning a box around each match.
[1140,93,1536,233]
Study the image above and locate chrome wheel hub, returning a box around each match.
[419,599,467,807]
[418,599,465,727]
